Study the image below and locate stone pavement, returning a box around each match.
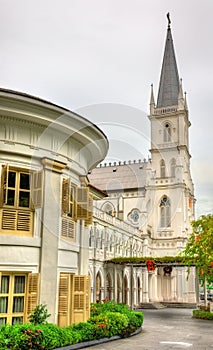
[85,308,213,350]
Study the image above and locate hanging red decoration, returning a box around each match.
[146,259,155,272]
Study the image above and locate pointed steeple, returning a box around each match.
[157,14,180,108]
[149,84,155,114]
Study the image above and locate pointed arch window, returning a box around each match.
[160,159,166,178]
[102,202,114,216]
[164,123,171,142]
[170,158,176,177]
[160,196,171,227]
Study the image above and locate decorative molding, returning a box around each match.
[41,158,67,173]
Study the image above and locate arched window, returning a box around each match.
[160,159,166,178]
[160,196,171,227]
[102,202,114,216]
[170,158,176,177]
[164,123,171,142]
[89,228,93,247]
[106,273,112,300]
[96,272,101,302]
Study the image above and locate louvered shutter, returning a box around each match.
[72,275,90,323]
[31,171,43,209]
[0,272,2,292]
[0,165,8,207]
[58,273,70,326]
[76,187,89,220]
[1,209,32,233]
[17,211,31,231]
[61,217,75,240]
[85,194,93,226]
[2,209,16,230]
[62,178,70,215]
[26,273,39,319]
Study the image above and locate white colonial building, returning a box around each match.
[0,19,196,327]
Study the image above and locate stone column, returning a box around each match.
[176,267,183,302]
[171,267,177,301]
[40,158,66,324]
[142,267,149,302]
[78,221,89,275]
[152,269,158,301]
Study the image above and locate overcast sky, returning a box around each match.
[0,0,213,218]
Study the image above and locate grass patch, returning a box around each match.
[192,309,213,320]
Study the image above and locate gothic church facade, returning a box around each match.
[88,19,196,305]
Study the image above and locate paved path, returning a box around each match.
[86,308,213,350]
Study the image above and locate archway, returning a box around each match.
[117,273,122,303]
[124,275,128,304]
[137,276,140,305]
[106,273,112,300]
[96,272,101,303]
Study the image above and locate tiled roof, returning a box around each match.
[88,161,147,192]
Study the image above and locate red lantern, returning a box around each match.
[146,260,155,272]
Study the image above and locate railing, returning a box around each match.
[154,106,177,115]
[93,207,143,236]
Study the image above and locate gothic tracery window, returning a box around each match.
[160,159,166,178]
[164,123,171,142]
[160,195,171,227]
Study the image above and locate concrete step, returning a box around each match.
[139,302,196,309]
[139,302,167,309]
[162,302,196,308]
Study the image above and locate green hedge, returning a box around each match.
[192,309,213,320]
[0,302,144,349]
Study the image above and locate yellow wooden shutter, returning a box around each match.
[76,187,89,220]
[31,171,43,209]
[72,275,90,323]
[58,273,70,327]
[26,273,39,318]
[0,165,8,207]
[61,217,75,240]
[85,194,93,226]
[62,178,70,215]
[17,211,31,231]
[2,209,16,230]
[0,272,2,292]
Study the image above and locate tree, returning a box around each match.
[182,214,213,287]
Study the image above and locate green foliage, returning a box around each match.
[90,301,143,337]
[181,214,213,284]
[29,304,51,325]
[90,301,132,316]
[193,309,213,320]
[0,302,143,349]
[0,324,46,350]
[109,256,186,265]
[70,322,96,341]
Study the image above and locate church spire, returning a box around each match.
[149,84,155,114]
[157,13,180,108]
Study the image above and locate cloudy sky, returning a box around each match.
[0,0,212,217]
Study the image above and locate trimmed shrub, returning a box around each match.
[69,322,96,341]
[193,309,213,320]
[89,301,144,338]
[0,302,144,349]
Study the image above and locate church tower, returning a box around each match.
[147,14,195,254]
